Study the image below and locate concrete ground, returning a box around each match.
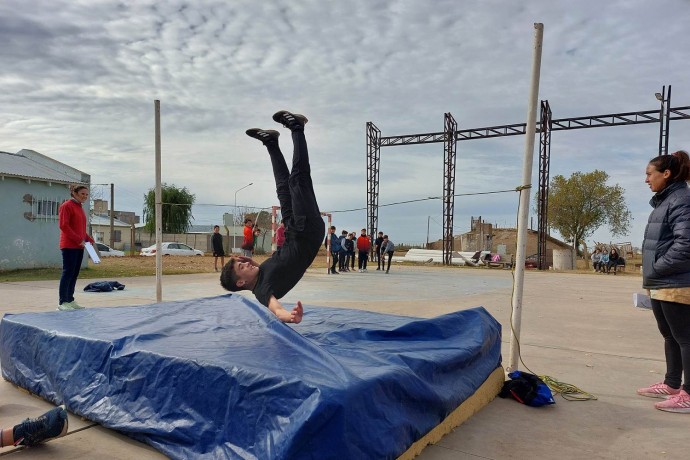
[1,265,688,459]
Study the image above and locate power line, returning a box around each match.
[327,188,518,213]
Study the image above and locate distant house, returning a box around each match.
[90,214,136,251]
[429,216,571,267]
[0,149,90,270]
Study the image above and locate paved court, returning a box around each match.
[1,265,689,459]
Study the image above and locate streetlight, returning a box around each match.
[656,86,672,155]
[233,182,253,251]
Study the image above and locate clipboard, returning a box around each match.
[85,242,101,264]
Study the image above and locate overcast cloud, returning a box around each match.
[2,0,689,247]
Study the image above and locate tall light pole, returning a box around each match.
[233,182,253,251]
[656,85,672,156]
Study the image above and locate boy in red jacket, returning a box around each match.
[357,228,371,272]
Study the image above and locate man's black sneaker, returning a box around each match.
[246,128,280,143]
[13,405,68,446]
[272,111,308,130]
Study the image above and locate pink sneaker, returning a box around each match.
[637,382,681,399]
[655,390,690,413]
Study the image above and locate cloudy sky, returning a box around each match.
[2,0,689,247]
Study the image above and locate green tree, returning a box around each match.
[143,184,195,234]
[538,170,632,258]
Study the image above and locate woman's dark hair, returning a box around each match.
[649,150,690,183]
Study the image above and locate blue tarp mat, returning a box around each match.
[0,294,501,459]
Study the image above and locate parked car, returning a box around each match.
[525,253,539,268]
[140,242,204,256]
[95,242,125,257]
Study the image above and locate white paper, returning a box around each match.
[85,242,101,264]
[633,292,651,310]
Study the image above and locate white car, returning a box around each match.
[140,242,204,256]
[96,242,125,257]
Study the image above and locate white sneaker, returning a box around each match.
[58,302,77,311]
[70,300,85,309]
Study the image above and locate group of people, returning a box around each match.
[324,228,396,274]
[591,247,622,274]
[212,219,287,272]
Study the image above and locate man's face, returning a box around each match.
[232,257,259,288]
[361,230,366,236]
[213,227,219,233]
[245,221,253,227]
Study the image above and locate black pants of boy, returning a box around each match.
[358,251,368,270]
[330,252,339,273]
[384,251,394,273]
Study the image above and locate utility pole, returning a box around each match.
[426,216,430,248]
[109,183,115,248]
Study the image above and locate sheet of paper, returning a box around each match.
[85,242,101,264]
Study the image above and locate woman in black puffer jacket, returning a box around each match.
[637,150,690,413]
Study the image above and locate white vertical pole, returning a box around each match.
[508,23,544,372]
[154,100,163,302]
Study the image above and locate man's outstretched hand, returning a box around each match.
[289,301,304,324]
[268,297,304,324]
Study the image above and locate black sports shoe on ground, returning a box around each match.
[13,405,68,446]
[245,128,280,143]
[272,111,308,130]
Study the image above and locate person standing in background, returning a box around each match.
[325,226,341,275]
[211,225,225,272]
[637,150,690,413]
[357,229,371,272]
[275,219,286,250]
[380,235,395,274]
[241,218,254,257]
[375,231,384,270]
[252,227,262,255]
[58,184,94,311]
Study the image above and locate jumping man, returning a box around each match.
[220,111,325,323]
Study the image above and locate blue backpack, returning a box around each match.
[499,371,555,407]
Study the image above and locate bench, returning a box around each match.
[484,254,513,269]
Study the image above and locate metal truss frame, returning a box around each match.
[537,101,552,270]
[443,113,458,264]
[366,122,381,260]
[366,88,689,268]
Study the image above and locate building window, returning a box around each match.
[33,198,63,221]
[114,230,122,242]
[36,199,60,217]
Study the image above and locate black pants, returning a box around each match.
[383,251,393,272]
[330,251,338,273]
[339,252,346,270]
[59,248,83,304]
[265,129,324,249]
[652,298,690,392]
[358,251,368,270]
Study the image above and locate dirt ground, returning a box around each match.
[94,249,641,278]
[96,248,336,275]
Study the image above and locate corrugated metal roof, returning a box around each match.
[0,149,89,184]
[91,214,133,227]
